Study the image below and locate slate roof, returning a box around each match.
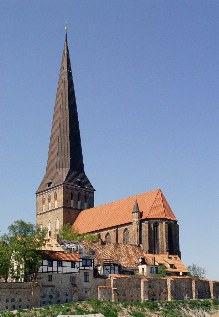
[74,189,177,234]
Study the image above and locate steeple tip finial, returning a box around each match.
[64,21,68,42]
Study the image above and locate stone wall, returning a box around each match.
[0,282,40,311]
[37,271,106,305]
[98,275,219,302]
[170,277,193,300]
[212,281,219,299]
[146,278,168,301]
[194,279,211,299]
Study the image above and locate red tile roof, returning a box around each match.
[144,254,188,273]
[83,242,145,268]
[40,251,80,261]
[74,189,176,234]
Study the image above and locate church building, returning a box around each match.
[36,34,181,258]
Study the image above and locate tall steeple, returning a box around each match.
[36,33,94,237]
[37,33,93,192]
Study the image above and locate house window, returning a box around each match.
[84,272,89,282]
[105,232,111,243]
[57,261,62,267]
[155,267,159,274]
[150,267,154,274]
[48,260,53,267]
[71,262,76,268]
[103,264,119,276]
[82,259,92,267]
[54,192,57,208]
[123,228,129,244]
[48,275,52,282]
[70,276,76,283]
[169,264,175,269]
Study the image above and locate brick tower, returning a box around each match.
[36,33,94,237]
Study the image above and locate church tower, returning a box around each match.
[36,33,94,237]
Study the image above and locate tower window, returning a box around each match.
[70,192,74,207]
[54,192,57,208]
[47,181,52,188]
[48,222,51,237]
[55,218,59,231]
[42,197,45,212]
[78,192,81,202]
[48,195,51,210]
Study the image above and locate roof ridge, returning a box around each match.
[81,188,160,213]
[159,190,167,218]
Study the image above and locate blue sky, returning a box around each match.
[0,1,218,280]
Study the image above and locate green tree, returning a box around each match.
[59,223,98,242]
[0,236,12,282]
[188,263,206,278]
[0,220,46,282]
[158,264,167,277]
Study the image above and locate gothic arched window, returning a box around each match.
[105,233,111,243]
[153,222,159,254]
[123,228,129,244]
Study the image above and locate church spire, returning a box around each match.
[37,34,93,193]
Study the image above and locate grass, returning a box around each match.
[0,299,217,317]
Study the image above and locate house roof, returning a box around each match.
[144,254,189,273]
[74,189,177,234]
[83,242,145,268]
[40,250,80,262]
[83,242,188,274]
